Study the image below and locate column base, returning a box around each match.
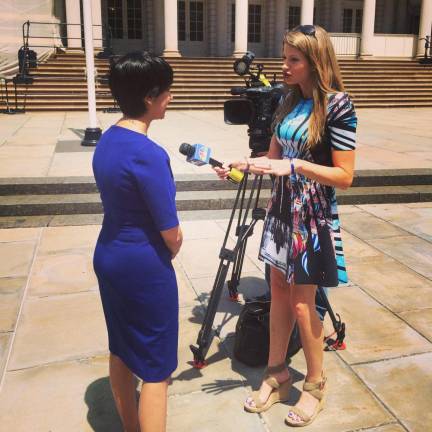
[162,50,181,57]
[359,53,373,59]
[67,42,83,49]
[233,50,247,58]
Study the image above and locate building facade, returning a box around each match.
[70,0,432,58]
[0,0,431,72]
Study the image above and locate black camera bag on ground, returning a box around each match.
[233,300,304,367]
[234,270,329,367]
[234,300,270,367]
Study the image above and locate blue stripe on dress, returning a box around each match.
[259,92,356,286]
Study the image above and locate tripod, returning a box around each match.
[189,170,347,368]
[0,77,27,114]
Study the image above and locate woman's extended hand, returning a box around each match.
[246,157,303,176]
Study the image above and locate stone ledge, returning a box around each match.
[1,168,432,195]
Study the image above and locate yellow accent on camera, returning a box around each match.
[259,74,271,87]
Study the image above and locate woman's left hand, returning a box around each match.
[247,157,302,176]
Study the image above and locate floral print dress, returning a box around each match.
[259,92,357,286]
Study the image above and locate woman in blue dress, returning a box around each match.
[92,52,182,432]
[216,26,357,427]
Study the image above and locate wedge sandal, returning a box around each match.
[284,373,327,427]
[244,364,292,414]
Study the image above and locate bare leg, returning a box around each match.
[109,353,139,432]
[245,267,296,408]
[138,380,168,432]
[287,284,325,424]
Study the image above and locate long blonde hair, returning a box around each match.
[273,25,345,148]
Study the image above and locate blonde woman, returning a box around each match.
[216,25,357,427]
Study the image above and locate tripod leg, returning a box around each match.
[190,174,267,367]
[227,234,249,300]
[190,260,230,367]
[317,286,346,350]
[227,175,264,299]
[189,177,247,367]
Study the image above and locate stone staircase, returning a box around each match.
[0,170,431,224]
[4,49,432,111]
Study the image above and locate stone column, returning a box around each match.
[65,0,82,48]
[396,0,407,34]
[146,0,155,52]
[274,0,286,56]
[216,0,228,56]
[301,0,314,25]
[153,0,164,55]
[91,0,102,48]
[331,0,342,33]
[234,0,248,57]
[417,0,432,57]
[360,0,376,57]
[383,0,395,34]
[266,0,275,55]
[163,0,180,56]
[208,0,217,56]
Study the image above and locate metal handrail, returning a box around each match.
[22,20,112,51]
[421,35,431,57]
[418,35,432,65]
[18,20,113,80]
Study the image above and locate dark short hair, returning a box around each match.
[108,51,174,118]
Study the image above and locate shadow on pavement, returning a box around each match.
[175,274,300,397]
[70,128,85,139]
[84,377,124,431]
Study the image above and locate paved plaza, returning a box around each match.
[0,108,432,179]
[0,109,431,431]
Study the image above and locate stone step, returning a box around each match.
[15,81,432,89]
[7,51,432,113]
[15,88,432,97]
[34,63,431,71]
[23,76,432,84]
[2,170,431,196]
[9,94,432,103]
[31,70,432,78]
[50,55,421,66]
[1,185,431,216]
[9,101,432,110]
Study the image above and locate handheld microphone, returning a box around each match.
[179,143,244,184]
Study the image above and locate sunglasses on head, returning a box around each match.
[293,24,316,37]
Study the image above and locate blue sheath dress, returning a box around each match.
[93,126,179,382]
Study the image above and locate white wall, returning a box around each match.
[371,34,417,56]
[0,0,62,76]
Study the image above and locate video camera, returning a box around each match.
[224,51,285,155]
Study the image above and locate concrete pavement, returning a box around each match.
[0,108,432,179]
[0,107,431,431]
[0,202,431,431]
